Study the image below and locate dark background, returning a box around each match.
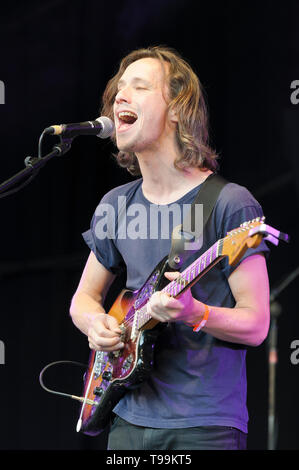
[0,0,298,451]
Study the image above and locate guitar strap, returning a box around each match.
[168,172,228,269]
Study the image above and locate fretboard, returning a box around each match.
[134,238,224,332]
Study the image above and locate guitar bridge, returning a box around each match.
[109,324,127,358]
[131,311,139,341]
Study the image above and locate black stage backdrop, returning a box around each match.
[0,0,298,450]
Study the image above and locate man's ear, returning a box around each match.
[168,106,179,123]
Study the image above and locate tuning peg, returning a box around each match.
[240,221,249,227]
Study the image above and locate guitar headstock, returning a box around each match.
[222,217,266,266]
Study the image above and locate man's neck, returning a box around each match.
[136,148,212,205]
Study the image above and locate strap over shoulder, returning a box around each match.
[168,173,228,269]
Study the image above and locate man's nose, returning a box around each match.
[115,86,132,104]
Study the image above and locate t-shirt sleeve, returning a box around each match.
[216,185,270,278]
[82,198,126,276]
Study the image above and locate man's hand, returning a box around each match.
[87,312,124,352]
[146,272,205,326]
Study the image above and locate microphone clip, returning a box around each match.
[52,136,74,156]
[24,136,74,170]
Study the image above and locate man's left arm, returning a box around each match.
[200,253,270,346]
[147,253,270,347]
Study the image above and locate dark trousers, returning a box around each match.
[108,416,247,450]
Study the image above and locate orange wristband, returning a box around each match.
[193,304,210,332]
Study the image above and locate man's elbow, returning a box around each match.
[250,332,268,347]
[69,293,77,318]
[249,309,270,347]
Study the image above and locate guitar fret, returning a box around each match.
[137,240,224,332]
[216,239,222,257]
[194,265,197,279]
[208,248,212,264]
[165,283,172,296]
[189,262,197,282]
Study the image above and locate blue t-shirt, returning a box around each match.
[83,177,269,433]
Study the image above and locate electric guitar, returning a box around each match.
[76,217,289,435]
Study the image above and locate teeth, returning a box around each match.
[118,111,137,118]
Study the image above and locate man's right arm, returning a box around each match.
[70,251,124,351]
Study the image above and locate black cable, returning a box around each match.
[0,129,66,199]
[0,130,48,199]
[38,130,46,159]
[0,171,40,199]
[39,360,87,400]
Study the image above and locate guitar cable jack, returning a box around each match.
[39,360,98,406]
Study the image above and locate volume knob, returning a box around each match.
[102,371,112,381]
[93,386,104,396]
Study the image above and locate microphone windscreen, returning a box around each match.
[96,116,115,139]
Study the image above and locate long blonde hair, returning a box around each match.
[101,46,218,175]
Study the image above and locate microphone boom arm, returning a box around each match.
[0,136,73,199]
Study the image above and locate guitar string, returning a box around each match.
[110,222,264,333]
[120,240,222,329]
[119,239,223,331]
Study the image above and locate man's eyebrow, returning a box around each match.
[117,77,152,89]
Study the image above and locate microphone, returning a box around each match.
[43,116,114,139]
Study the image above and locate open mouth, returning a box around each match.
[117,111,138,132]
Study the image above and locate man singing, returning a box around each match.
[70,46,270,450]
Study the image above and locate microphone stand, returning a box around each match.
[0,136,73,198]
[267,265,299,450]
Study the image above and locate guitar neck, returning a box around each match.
[163,238,224,297]
[128,217,288,336]
[136,238,225,331]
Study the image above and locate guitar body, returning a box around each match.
[80,258,170,436]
